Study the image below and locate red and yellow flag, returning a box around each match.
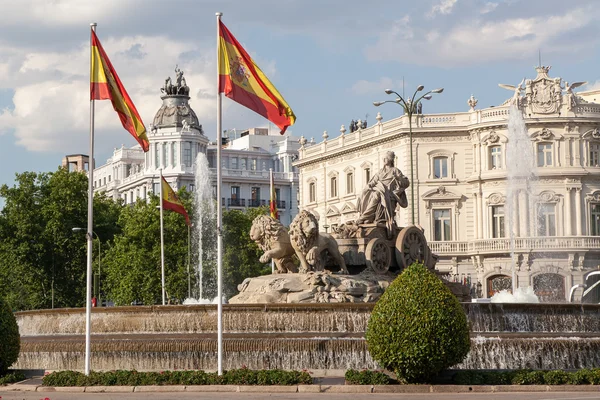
[218,20,296,134]
[270,172,278,220]
[90,30,149,152]
[161,177,191,226]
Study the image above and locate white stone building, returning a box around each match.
[90,73,300,224]
[294,66,600,301]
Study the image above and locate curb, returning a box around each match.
[4,384,600,393]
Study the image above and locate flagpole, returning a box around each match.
[159,169,166,305]
[216,11,224,376]
[270,168,275,274]
[85,22,97,376]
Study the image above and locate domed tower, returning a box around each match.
[146,67,209,190]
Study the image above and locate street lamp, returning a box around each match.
[374,85,443,225]
[73,228,101,306]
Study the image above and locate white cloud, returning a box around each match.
[350,77,404,96]
[480,2,499,14]
[367,6,598,67]
[428,0,458,17]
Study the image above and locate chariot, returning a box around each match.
[332,223,436,274]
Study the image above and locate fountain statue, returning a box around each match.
[229,151,452,304]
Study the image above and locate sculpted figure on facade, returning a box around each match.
[356,151,409,236]
[289,210,349,274]
[250,215,298,273]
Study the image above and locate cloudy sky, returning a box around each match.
[0,0,599,191]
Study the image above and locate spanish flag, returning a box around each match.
[218,21,296,134]
[161,177,191,226]
[90,30,149,152]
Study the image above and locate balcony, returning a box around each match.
[277,200,286,209]
[248,199,267,208]
[429,236,600,256]
[227,198,245,207]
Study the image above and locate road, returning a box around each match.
[2,391,600,400]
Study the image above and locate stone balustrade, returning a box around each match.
[430,236,600,255]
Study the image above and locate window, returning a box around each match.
[365,168,371,184]
[433,209,451,241]
[590,143,600,167]
[251,159,257,171]
[231,186,240,200]
[171,143,177,167]
[222,157,228,169]
[275,188,281,206]
[251,187,261,206]
[490,146,502,170]
[433,157,448,178]
[108,175,111,182]
[309,182,316,203]
[591,204,600,236]
[231,157,238,169]
[330,176,338,198]
[183,142,192,167]
[537,143,553,167]
[346,172,354,194]
[162,143,168,167]
[240,158,247,170]
[188,184,195,192]
[103,177,106,186]
[491,205,505,238]
[155,144,160,168]
[262,161,267,171]
[538,203,556,236]
[152,183,160,194]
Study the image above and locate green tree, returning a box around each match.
[0,167,121,311]
[102,192,191,305]
[221,207,270,299]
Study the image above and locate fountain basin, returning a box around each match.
[13,303,600,371]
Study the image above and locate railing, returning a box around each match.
[429,236,600,255]
[277,200,286,209]
[208,168,295,180]
[480,106,510,120]
[227,198,245,207]
[248,199,267,207]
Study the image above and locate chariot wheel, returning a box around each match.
[395,225,428,269]
[365,237,392,274]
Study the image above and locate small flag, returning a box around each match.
[161,177,191,226]
[90,30,149,152]
[218,20,296,134]
[270,171,278,220]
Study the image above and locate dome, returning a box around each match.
[152,68,204,134]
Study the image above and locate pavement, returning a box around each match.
[4,375,600,397]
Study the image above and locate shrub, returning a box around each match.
[0,298,20,373]
[42,369,312,386]
[0,370,25,385]
[345,369,390,385]
[366,263,471,383]
[543,370,570,385]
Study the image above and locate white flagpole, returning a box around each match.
[216,11,224,376]
[159,168,166,305]
[270,168,274,274]
[85,22,97,376]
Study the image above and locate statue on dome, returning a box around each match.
[356,151,409,237]
[160,66,190,96]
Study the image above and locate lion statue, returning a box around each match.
[289,210,348,274]
[250,215,298,273]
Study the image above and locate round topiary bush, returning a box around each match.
[0,298,20,373]
[366,263,470,383]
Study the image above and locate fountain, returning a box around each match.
[184,153,217,304]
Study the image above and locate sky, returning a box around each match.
[1,0,600,192]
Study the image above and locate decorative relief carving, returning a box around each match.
[487,193,506,205]
[538,190,560,203]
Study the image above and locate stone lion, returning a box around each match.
[250,215,298,273]
[289,210,349,274]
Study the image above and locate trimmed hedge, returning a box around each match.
[0,370,25,385]
[366,263,470,383]
[0,298,20,373]
[42,369,313,386]
[345,369,391,385]
[453,369,600,385]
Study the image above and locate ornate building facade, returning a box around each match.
[91,70,300,224]
[295,66,600,301]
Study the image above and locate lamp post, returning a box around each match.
[73,228,101,306]
[374,85,443,225]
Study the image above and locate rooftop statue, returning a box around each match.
[161,65,190,96]
[356,151,409,237]
[498,78,525,107]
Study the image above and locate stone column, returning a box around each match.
[564,188,572,236]
[576,188,583,236]
[519,190,529,237]
[512,190,520,237]
[473,193,480,239]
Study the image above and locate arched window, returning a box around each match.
[489,146,502,169]
[309,181,316,203]
[330,175,338,198]
[346,172,354,194]
[487,274,512,298]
